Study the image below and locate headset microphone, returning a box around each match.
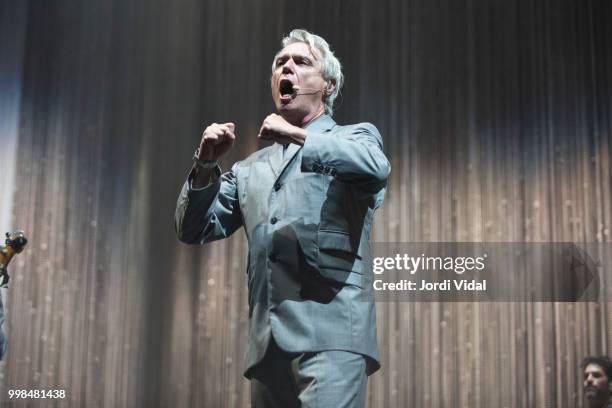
[292,85,327,95]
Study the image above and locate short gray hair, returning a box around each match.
[275,29,344,116]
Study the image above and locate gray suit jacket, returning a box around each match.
[175,114,390,377]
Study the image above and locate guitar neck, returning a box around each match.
[0,230,27,272]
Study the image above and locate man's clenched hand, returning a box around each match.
[192,122,235,189]
[258,114,306,146]
[198,122,236,161]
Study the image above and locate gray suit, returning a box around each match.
[175,114,390,379]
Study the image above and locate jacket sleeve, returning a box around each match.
[174,163,243,245]
[300,122,390,191]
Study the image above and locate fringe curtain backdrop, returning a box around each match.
[0,0,611,406]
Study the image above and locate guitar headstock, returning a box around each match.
[0,230,28,287]
[5,230,28,254]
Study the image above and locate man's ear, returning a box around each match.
[324,79,336,96]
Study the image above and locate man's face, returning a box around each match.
[271,42,327,123]
[584,363,611,405]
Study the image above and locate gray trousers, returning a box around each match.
[250,337,368,408]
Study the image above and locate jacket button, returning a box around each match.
[324,166,330,173]
[330,169,337,176]
[312,164,317,171]
[274,182,281,191]
[270,217,278,224]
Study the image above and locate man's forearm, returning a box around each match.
[301,125,390,188]
[191,166,215,189]
[289,127,307,146]
[175,164,242,245]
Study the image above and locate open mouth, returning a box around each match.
[279,79,295,98]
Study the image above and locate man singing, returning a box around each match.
[175,29,390,407]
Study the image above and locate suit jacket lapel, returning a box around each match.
[267,142,284,179]
[282,143,300,168]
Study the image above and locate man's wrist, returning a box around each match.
[290,127,307,146]
[193,148,218,169]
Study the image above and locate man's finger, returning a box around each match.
[223,131,236,142]
[215,132,234,145]
[203,133,219,144]
[222,122,235,132]
[219,124,236,139]
[258,125,273,140]
[205,125,225,137]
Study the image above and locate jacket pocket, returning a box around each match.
[317,230,363,288]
